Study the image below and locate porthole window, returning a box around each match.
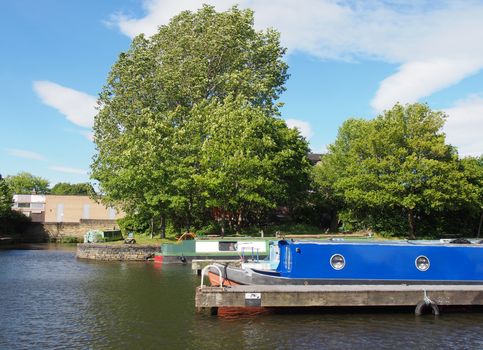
[330,254,345,270]
[415,255,430,271]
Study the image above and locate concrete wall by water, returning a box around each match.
[22,219,120,242]
[44,219,120,240]
[76,244,159,261]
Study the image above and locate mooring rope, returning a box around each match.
[423,289,434,305]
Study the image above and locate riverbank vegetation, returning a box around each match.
[313,104,482,239]
[90,5,482,240]
[3,172,95,196]
[0,176,31,236]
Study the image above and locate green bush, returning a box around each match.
[195,222,221,237]
[164,221,179,238]
[0,209,31,235]
[117,214,150,235]
[60,236,80,243]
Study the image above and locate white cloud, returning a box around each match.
[109,1,483,111]
[111,0,211,38]
[7,148,46,161]
[285,118,313,139]
[50,166,87,175]
[371,59,482,112]
[443,95,483,157]
[310,144,328,155]
[33,80,97,128]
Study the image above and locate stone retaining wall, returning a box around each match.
[45,219,119,240]
[21,220,120,242]
[76,244,159,261]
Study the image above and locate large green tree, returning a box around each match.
[91,6,307,236]
[314,103,479,238]
[5,172,49,194]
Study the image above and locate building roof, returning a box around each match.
[308,153,323,165]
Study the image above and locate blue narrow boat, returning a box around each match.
[209,239,483,285]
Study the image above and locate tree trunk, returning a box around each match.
[150,217,154,239]
[407,209,416,240]
[329,209,339,232]
[236,211,243,235]
[477,210,483,239]
[220,218,225,238]
[160,214,166,239]
[186,199,192,232]
[186,217,191,233]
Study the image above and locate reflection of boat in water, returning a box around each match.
[208,239,483,286]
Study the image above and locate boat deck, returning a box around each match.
[192,259,241,274]
[196,284,483,315]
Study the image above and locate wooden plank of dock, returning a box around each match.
[196,284,483,310]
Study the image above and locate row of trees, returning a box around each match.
[312,104,483,238]
[2,172,94,196]
[91,5,482,239]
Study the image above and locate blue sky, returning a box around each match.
[1,0,482,186]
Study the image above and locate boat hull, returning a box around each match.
[208,271,240,286]
[209,263,483,285]
[209,240,483,285]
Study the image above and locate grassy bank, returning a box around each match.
[99,223,383,246]
[107,235,173,245]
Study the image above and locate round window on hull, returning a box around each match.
[415,255,430,271]
[330,254,345,270]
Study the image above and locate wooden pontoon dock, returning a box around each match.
[195,284,483,315]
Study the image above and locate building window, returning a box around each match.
[83,204,90,219]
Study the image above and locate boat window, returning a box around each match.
[218,241,237,251]
[330,254,345,270]
[269,243,280,270]
[284,246,292,272]
[415,255,430,271]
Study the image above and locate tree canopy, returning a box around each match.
[91,5,309,236]
[5,172,49,195]
[0,175,13,215]
[0,175,31,236]
[194,97,310,233]
[313,103,481,238]
[50,182,95,196]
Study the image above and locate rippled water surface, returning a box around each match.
[1,246,482,349]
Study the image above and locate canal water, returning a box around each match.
[1,245,482,349]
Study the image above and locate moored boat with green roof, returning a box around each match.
[154,237,269,264]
